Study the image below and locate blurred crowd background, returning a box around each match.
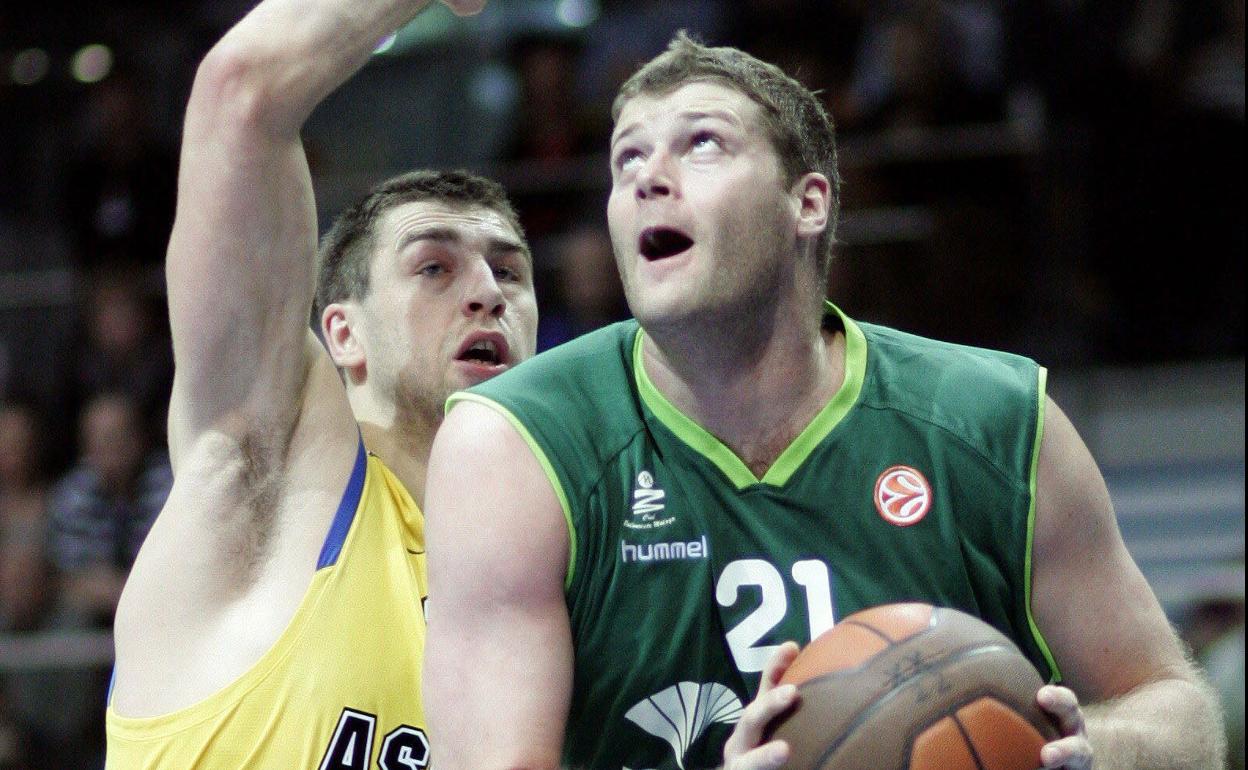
[0,1,1243,768]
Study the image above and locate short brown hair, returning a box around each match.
[313,169,527,324]
[613,32,841,276]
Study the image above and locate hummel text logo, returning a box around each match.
[621,535,709,564]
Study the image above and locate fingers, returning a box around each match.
[758,641,801,695]
[723,644,802,769]
[724,681,798,757]
[1037,685,1086,738]
[1037,685,1093,769]
[1039,735,1094,770]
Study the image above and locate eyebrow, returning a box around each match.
[396,227,529,262]
[611,108,743,149]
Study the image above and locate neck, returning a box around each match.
[642,302,844,477]
[348,388,439,509]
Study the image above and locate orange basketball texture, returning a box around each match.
[767,603,1059,770]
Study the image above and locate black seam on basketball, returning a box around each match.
[842,619,910,646]
[805,644,1019,769]
[951,711,988,770]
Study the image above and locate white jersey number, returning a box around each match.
[715,559,836,673]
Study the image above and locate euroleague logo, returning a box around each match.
[873,465,932,526]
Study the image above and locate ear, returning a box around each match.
[322,302,366,374]
[791,172,831,241]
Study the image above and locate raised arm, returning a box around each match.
[1030,397,1225,769]
[423,400,573,770]
[167,0,475,454]
[112,0,486,717]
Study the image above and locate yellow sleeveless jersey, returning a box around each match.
[105,443,430,769]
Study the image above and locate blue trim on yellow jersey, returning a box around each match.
[317,439,367,570]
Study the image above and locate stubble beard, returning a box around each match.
[626,215,791,352]
[395,371,449,442]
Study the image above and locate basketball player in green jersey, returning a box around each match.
[423,33,1225,770]
[106,1,540,767]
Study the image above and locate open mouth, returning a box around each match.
[639,227,694,261]
[455,334,508,367]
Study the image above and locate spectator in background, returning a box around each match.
[74,272,173,433]
[0,399,54,770]
[502,32,601,167]
[61,69,177,272]
[48,269,174,471]
[1101,0,1245,361]
[537,224,629,351]
[500,31,605,244]
[0,399,51,631]
[47,390,170,625]
[725,0,865,129]
[1017,0,1245,365]
[12,391,172,770]
[846,0,1007,129]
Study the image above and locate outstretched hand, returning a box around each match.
[722,642,802,770]
[1037,684,1093,769]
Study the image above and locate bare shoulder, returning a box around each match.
[430,398,555,491]
[112,335,359,716]
[435,397,530,449]
[426,399,568,596]
[1031,396,1196,699]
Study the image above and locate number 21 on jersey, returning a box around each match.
[716,559,836,673]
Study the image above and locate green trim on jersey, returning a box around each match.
[444,392,579,591]
[633,302,868,489]
[1023,368,1062,682]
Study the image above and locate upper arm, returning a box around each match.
[165,45,320,452]
[422,400,571,770]
[1030,397,1197,699]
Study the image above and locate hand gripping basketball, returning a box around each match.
[1036,685,1093,769]
[723,642,802,770]
[762,603,1061,770]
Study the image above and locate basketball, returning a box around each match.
[766,602,1059,770]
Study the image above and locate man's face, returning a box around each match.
[607,81,798,331]
[353,201,538,421]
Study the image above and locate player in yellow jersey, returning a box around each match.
[104,0,536,768]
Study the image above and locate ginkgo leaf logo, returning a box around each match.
[624,682,744,769]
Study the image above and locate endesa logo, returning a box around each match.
[873,465,932,526]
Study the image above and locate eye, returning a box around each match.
[690,131,721,152]
[613,147,643,172]
[493,265,520,282]
[417,262,447,277]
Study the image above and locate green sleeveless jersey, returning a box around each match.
[452,305,1057,770]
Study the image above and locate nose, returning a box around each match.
[636,149,676,201]
[462,259,506,319]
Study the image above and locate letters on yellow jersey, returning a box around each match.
[319,708,430,770]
